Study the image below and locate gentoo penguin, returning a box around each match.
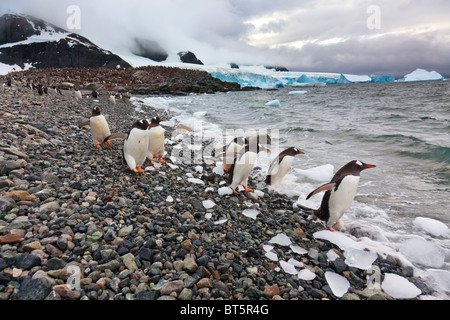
[108,94,116,105]
[298,160,375,231]
[265,147,304,185]
[78,106,112,149]
[74,89,82,101]
[105,119,152,173]
[219,136,249,171]
[147,116,165,165]
[227,143,270,195]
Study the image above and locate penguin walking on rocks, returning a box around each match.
[105,119,152,173]
[147,117,165,165]
[297,160,376,231]
[265,147,304,185]
[227,143,270,195]
[79,106,112,149]
[219,136,249,171]
[109,94,116,105]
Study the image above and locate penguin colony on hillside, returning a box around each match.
[78,98,376,232]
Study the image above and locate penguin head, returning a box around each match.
[250,143,270,153]
[352,160,376,172]
[92,106,102,116]
[288,147,305,156]
[134,119,152,130]
[150,117,163,127]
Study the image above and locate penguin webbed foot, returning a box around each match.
[243,186,254,192]
[106,141,113,147]
[231,188,240,195]
[96,144,102,149]
[159,158,166,163]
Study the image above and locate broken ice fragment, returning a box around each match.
[218,186,233,196]
[265,251,278,261]
[269,233,292,246]
[344,249,377,270]
[280,260,298,275]
[290,245,307,255]
[298,268,316,280]
[325,271,350,298]
[202,200,216,209]
[381,273,421,299]
[242,209,260,220]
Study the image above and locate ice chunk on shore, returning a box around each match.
[166,195,174,203]
[290,245,308,255]
[187,178,205,185]
[242,209,260,220]
[280,260,299,275]
[399,237,445,268]
[313,230,365,251]
[202,200,216,209]
[325,271,350,297]
[413,217,449,237]
[298,268,316,280]
[344,248,377,270]
[265,251,278,261]
[218,186,233,196]
[269,233,292,246]
[381,273,421,299]
[265,99,281,107]
[214,218,228,225]
[295,164,334,182]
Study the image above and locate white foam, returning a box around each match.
[294,164,334,182]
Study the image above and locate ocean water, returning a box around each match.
[133,80,450,298]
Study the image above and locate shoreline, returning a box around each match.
[0,72,436,301]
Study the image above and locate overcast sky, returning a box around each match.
[1,0,449,77]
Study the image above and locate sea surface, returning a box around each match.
[133,80,450,298]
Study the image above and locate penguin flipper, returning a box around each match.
[79,120,90,128]
[105,133,128,142]
[306,182,335,200]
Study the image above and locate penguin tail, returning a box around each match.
[296,203,320,220]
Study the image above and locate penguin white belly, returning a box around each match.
[223,143,243,167]
[124,129,149,169]
[148,127,165,158]
[90,115,111,144]
[327,175,360,226]
[230,151,257,188]
[270,156,293,185]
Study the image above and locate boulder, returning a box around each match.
[178,51,203,65]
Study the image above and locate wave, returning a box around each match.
[358,134,450,165]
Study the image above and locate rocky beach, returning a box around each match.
[0,68,434,301]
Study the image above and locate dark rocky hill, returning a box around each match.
[0,13,131,69]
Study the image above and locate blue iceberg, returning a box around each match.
[370,75,395,83]
[336,74,371,84]
[211,70,284,89]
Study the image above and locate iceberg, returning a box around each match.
[265,99,281,107]
[211,70,284,89]
[337,74,371,84]
[370,74,395,83]
[399,68,444,82]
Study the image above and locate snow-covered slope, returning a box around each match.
[0,12,130,73]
